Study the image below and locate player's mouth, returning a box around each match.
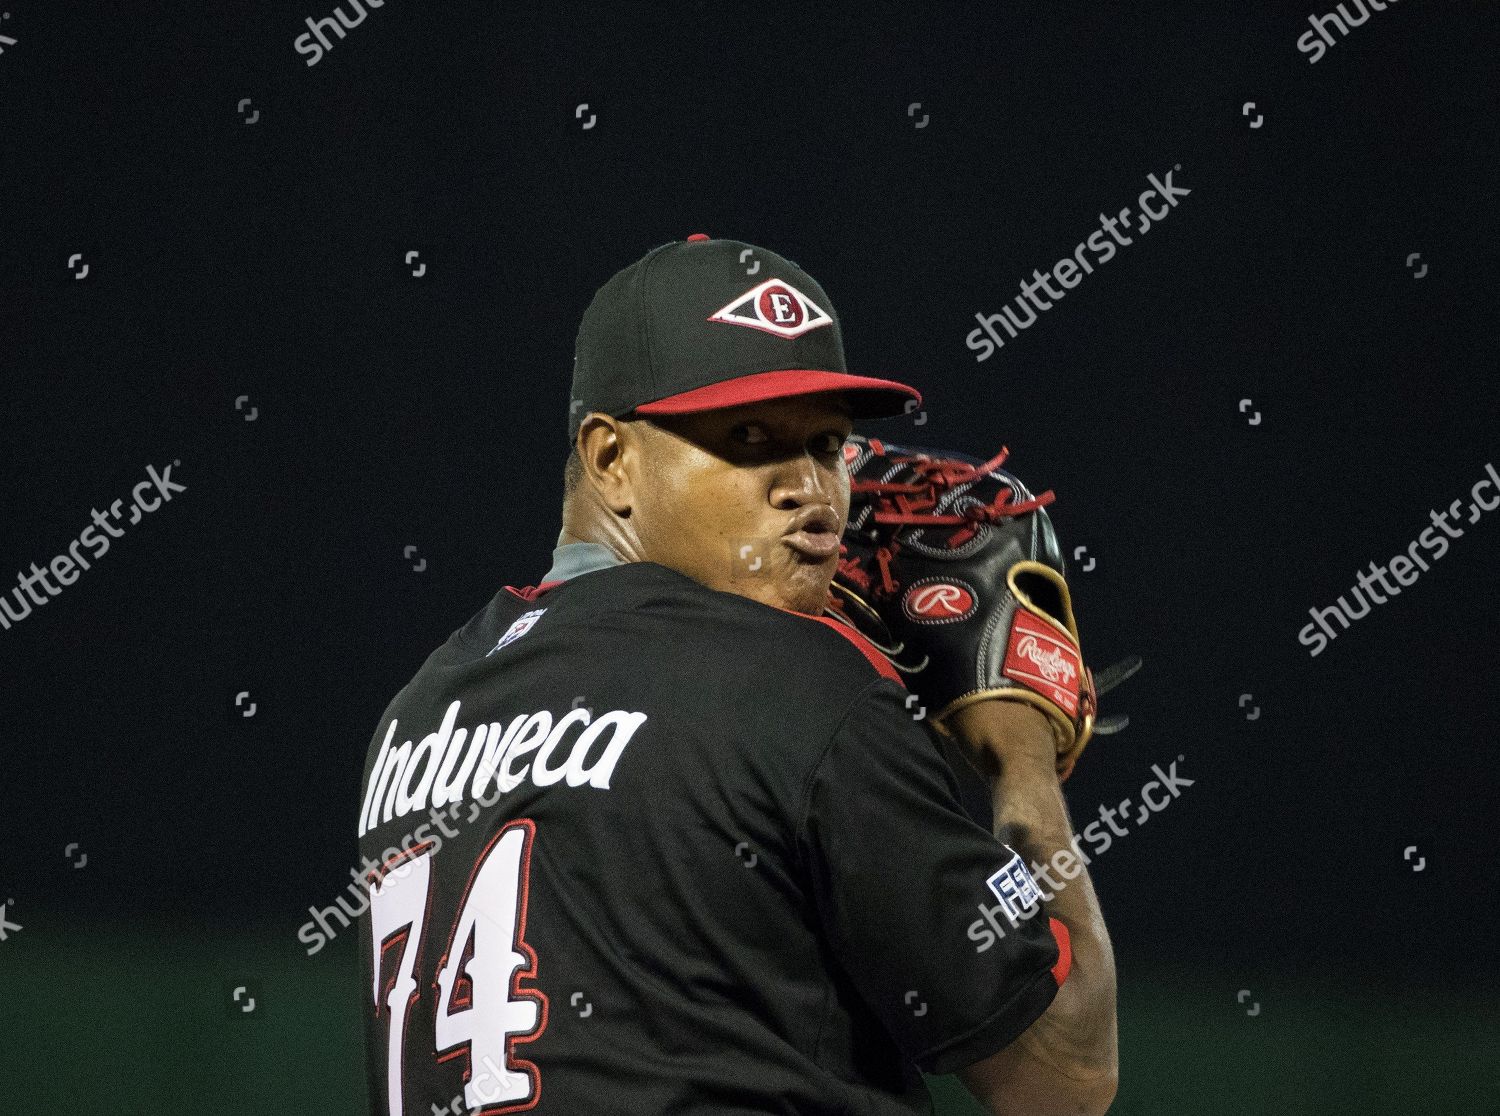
[782,505,842,561]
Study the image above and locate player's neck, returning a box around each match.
[556,524,635,564]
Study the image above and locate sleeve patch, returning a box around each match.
[986,848,1043,922]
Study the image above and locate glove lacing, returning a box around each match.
[836,439,1057,600]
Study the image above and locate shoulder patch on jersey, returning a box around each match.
[487,607,546,656]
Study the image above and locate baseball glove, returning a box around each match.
[825,434,1139,782]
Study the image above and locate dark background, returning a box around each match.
[3,2,1497,1113]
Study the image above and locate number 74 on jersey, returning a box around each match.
[369,820,549,1116]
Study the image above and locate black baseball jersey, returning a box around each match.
[356,549,1070,1115]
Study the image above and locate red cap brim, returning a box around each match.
[633,369,921,420]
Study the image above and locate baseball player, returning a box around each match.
[356,235,1117,1114]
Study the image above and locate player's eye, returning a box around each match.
[812,431,848,455]
[730,423,770,445]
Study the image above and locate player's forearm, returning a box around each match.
[949,699,1119,1083]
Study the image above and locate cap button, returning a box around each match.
[685,233,710,242]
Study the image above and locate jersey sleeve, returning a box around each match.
[796,677,1070,1076]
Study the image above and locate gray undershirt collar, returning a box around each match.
[540,541,625,584]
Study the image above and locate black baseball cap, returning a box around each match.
[567,234,922,445]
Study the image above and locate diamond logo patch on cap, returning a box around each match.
[707,278,834,339]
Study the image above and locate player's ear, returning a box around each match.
[576,414,635,516]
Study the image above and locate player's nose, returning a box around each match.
[771,451,842,514]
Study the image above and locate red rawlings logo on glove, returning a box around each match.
[902,578,978,623]
[1002,610,1083,718]
[1016,635,1078,686]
